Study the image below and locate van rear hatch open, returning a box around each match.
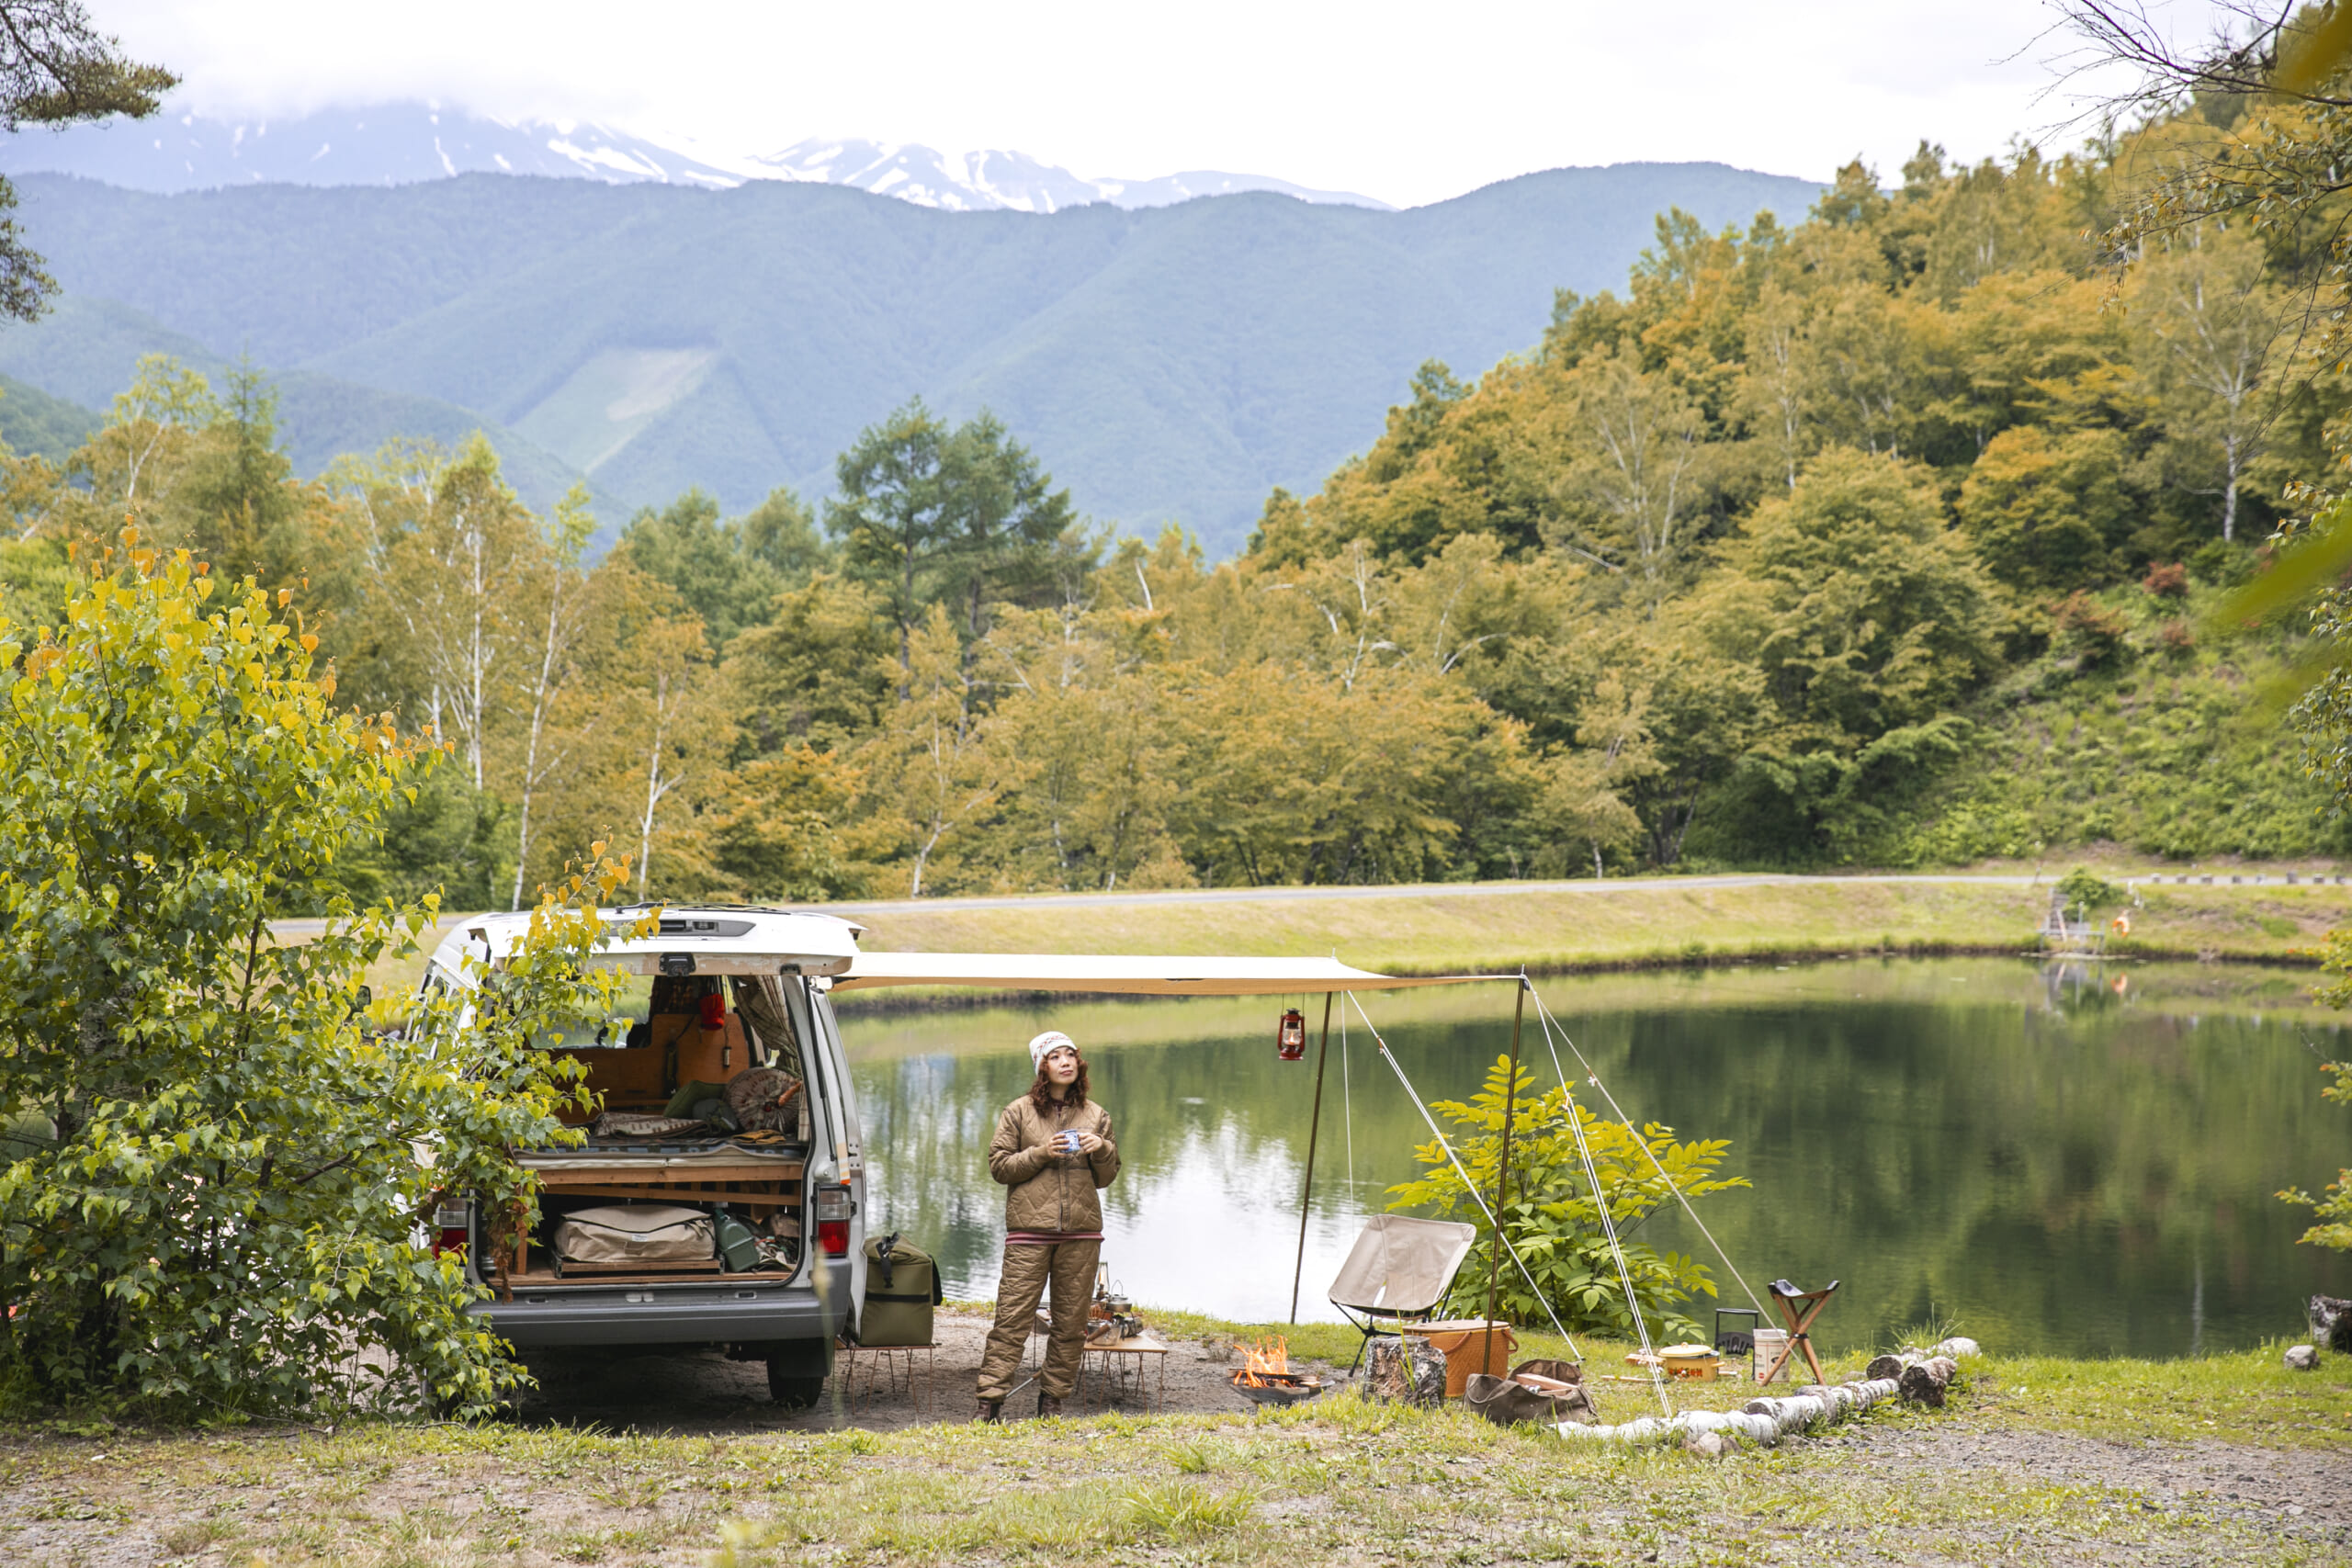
[423,907,868,1367]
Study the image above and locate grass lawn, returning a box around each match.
[6,1318,2346,1567]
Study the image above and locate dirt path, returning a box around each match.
[511,1310,1339,1431]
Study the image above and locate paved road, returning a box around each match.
[812,871,2052,917]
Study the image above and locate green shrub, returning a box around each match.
[1896,797,2038,865]
[1387,1054,1747,1342]
[0,544,637,1418]
[2055,866,2126,910]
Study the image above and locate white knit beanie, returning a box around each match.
[1028,1030,1077,1071]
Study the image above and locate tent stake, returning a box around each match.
[1288,991,1335,1325]
[1483,978,1528,1374]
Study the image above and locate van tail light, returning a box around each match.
[813,1184,854,1257]
[434,1201,470,1258]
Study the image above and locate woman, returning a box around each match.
[974,1030,1120,1421]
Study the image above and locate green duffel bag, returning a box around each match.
[859,1232,942,1347]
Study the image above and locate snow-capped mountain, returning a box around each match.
[0,101,1394,211]
[744,139,1391,212]
[0,102,745,192]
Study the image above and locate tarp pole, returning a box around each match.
[1482,977,1527,1373]
[1288,990,1335,1325]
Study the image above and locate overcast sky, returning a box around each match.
[98,0,2238,208]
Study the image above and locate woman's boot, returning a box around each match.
[973,1398,1003,1424]
[1037,1392,1063,1417]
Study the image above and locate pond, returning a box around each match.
[838,957,2352,1358]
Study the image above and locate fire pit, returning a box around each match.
[1231,1372,1325,1408]
[1229,1335,1327,1409]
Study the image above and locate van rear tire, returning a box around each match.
[767,1357,824,1408]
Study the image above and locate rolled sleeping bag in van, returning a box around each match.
[859,1233,943,1347]
[554,1203,715,1268]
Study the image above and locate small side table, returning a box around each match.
[838,1341,937,1416]
[1080,1332,1169,1414]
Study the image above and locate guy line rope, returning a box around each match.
[1528,987,1771,1331]
[1340,976,1779,1419]
[1342,990,1586,1369]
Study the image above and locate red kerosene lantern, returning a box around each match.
[1276,1008,1306,1061]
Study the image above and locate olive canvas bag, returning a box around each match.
[858,1232,942,1347]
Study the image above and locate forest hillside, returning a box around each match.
[0,118,2336,908]
[0,163,1821,553]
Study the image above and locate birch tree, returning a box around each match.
[502,485,616,909]
[1542,347,1704,607]
[620,616,711,902]
[1738,285,1809,489]
[352,435,537,783]
[1798,283,1933,460]
[64,355,214,545]
[2129,223,2286,544]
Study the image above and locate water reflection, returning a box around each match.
[840,959,2351,1357]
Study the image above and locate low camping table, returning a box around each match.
[836,1339,937,1417]
[1080,1332,1169,1414]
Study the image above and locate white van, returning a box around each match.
[419,905,869,1407]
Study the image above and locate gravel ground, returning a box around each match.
[1831,1422,2352,1537]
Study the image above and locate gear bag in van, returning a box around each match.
[859,1232,942,1347]
[553,1203,714,1271]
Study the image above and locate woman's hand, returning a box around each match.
[1073,1131,1105,1156]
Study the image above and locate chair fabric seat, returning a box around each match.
[1328,1215,1478,1316]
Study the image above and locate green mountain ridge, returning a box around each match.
[0,293,609,515]
[0,370,96,460]
[0,164,1822,550]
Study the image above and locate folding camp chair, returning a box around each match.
[1327,1215,1478,1372]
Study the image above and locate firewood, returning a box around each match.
[2311,1295,2352,1354]
[1897,1356,1956,1407]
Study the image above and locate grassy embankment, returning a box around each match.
[5,1308,2343,1565]
[836,872,2351,980]
[356,871,2352,1005]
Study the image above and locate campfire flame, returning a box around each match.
[1233,1335,1292,1387]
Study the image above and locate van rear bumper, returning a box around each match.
[474,1274,847,1348]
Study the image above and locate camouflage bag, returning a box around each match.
[1365,1335,1447,1407]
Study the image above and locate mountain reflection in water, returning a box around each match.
[840,958,2350,1357]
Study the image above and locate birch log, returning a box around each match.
[1556,1375,1902,1447]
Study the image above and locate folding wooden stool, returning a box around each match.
[1758,1278,1838,1386]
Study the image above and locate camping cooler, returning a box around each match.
[1411,1319,1519,1397]
[858,1235,942,1347]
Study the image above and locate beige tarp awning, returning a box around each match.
[832,951,1509,996]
